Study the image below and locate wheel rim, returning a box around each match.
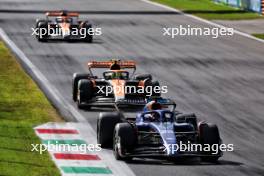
[97,123,100,143]
[114,135,121,158]
[77,89,81,105]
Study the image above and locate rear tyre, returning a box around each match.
[113,123,135,160]
[151,81,161,97]
[82,22,93,43]
[199,123,222,162]
[97,112,122,148]
[133,74,152,81]
[145,80,161,97]
[86,35,93,43]
[77,79,93,109]
[72,73,90,101]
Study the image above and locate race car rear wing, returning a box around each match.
[87,60,136,76]
[45,11,79,17]
[114,97,176,112]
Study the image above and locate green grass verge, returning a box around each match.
[0,41,62,176]
[152,0,263,20]
[252,33,264,40]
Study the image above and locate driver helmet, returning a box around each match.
[61,11,68,16]
[144,100,162,111]
[110,60,121,70]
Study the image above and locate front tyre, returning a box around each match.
[199,123,222,162]
[113,123,135,161]
[36,21,49,42]
[72,73,90,101]
[77,79,93,109]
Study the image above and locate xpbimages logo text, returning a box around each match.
[96,85,168,96]
[163,25,234,39]
[31,142,101,154]
[164,141,234,154]
[31,26,102,38]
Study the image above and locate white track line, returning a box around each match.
[141,0,264,44]
[35,123,110,176]
[34,133,80,140]
[0,28,135,176]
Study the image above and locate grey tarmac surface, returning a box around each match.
[0,0,264,175]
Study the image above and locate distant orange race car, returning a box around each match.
[72,59,162,109]
[35,11,93,42]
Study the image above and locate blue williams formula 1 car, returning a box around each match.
[97,98,223,162]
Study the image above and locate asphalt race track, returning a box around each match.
[1,0,264,175]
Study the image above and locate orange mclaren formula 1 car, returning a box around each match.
[35,11,93,42]
[72,60,163,109]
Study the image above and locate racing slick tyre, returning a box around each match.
[36,21,49,42]
[199,123,222,162]
[133,74,152,81]
[113,123,135,160]
[97,112,122,148]
[150,81,161,97]
[144,80,161,97]
[82,22,93,43]
[77,79,93,109]
[72,73,90,101]
[85,34,93,43]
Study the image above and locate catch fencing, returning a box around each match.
[214,0,264,14]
